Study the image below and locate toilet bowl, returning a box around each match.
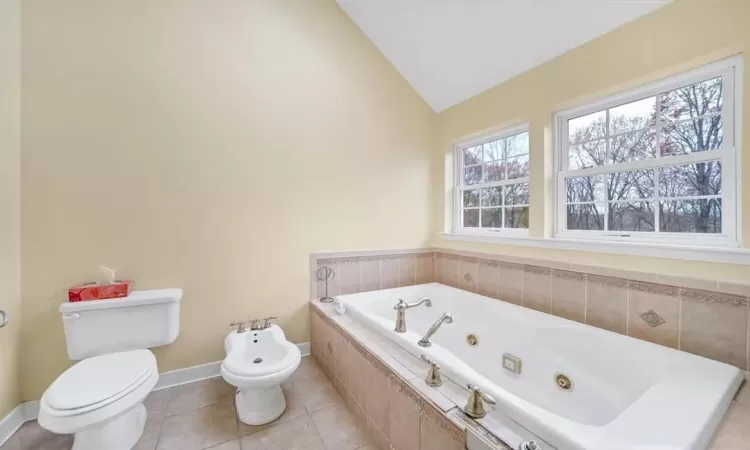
[38,349,158,450]
[221,324,301,425]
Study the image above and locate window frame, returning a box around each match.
[453,123,531,237]
[553,56,743,248]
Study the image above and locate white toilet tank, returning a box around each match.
[60,288,182,360]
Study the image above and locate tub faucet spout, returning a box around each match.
[418,312,453,347]
[393,297,432,333]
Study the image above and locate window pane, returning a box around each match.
[481,187,502,207]
[569,110,606,144]
[463,189,480,208]
[661,116,723,155]
[507,154,529,179]
[567,204,604,230]
[483,140,503,162]
[464,146,482,166]
[609,202,655,232]
[659,161,721,198]
[506,132,529,158]
[660,77,722,122]
[567,175,605,202]
[609,128,655,164]
[481,208,502,228]
[505,183,529,205]
[506,207,529,229]
[660,199,722,233]
[483,162,505,182]
[464,166,482,185]
[463,209,479,227]
[608,170,654,201]
[569,139,606,170]
[609,97,656,134]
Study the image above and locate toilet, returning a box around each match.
[220,321,301,425]
[38,289,182,450]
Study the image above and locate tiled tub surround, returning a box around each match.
[338,284,743,449]
[310,299,550,450]
[312,249,750,373]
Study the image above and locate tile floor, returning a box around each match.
[1,357,380,450]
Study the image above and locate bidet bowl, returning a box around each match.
[220,324,301,425]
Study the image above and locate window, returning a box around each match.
[454,125,530,234]
[555,57,741,247]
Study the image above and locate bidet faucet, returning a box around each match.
[418,312,453,347]
[393,297,432,333]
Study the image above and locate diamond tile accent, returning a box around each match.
[639,309,666,327]
[464,272,473,282]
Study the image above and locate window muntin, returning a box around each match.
[556,59,739,245]
[456,128,530,232]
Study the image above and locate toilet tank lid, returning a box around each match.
[59,288,183,313]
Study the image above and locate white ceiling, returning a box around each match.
[338,0,671,112]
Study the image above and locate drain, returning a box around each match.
[554,373,573,391]
[466,334,478,346]
[253,358,263,364]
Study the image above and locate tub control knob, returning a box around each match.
[519,441,541,450]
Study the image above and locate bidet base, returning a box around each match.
[235,385,287,425]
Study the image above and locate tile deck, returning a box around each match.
[1,357,377,450]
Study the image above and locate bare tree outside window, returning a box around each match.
[564,76,725,235]
[457,129,530,231]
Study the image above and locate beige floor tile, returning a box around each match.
[311,404,370,450]
[239,385,308,436]
[239,416,326,450]
[157,401,238,450]
[0,435,21,450]
[287,357,325,384]
[133,411,166,450]
[205,440,241,450]
[166,377,235,416]
[287,372,330,397]
[15,421,72,450]
[144,388,173,422]
[300,386,344,413]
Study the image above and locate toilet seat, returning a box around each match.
[43,350,156,417]
[39,350,158,436]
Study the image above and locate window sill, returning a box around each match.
[439,232,750,265]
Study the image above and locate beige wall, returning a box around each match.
[0,0,22,417]
[20,0,434,401]
[433,0,750,283]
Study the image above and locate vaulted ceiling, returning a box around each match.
[338,0,671,112]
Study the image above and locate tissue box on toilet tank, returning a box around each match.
[68,281,132,302]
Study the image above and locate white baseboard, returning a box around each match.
[0,342,310,444]
[0,401,39,447]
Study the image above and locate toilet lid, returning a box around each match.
[45,350,156,412]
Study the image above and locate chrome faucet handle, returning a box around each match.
[420,355,442,387]
[467,384,496,405]
[464,384,495,419]
[262,316,278,329]
[230,321,247,333]
[394,299,407,310]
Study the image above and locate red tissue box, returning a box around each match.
[68,281,132,302]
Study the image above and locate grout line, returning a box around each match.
[677,290,683,351]
[625,282,630,336]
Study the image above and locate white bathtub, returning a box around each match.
[338,283,742,450]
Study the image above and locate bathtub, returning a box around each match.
[337,283,742,450]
